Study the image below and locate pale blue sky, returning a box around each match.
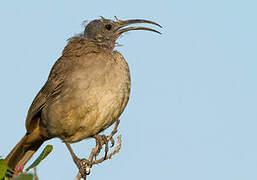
[1,0,257,180]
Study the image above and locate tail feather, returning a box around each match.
[5,130,45,170]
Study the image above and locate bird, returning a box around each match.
[5,16,161,176]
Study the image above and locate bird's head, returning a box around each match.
[84,16,162,50]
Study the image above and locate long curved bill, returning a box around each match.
[116,19,162,35]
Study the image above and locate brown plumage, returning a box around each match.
[5,17,161,170]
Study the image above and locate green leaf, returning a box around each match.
[25,145,53,171]
[0,159,7,179]
[14,174,33,180]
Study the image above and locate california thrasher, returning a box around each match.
[5,16,161,174]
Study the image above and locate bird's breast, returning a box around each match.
[42,51,130,142]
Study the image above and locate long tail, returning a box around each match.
[5,129,46,170]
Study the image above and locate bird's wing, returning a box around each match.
[25,87,47,132]
[25,37,100,132]
[25,56,68,132]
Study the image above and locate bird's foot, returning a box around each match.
[92,134,109,159]
[65,142,90,179]
[91,119,120,160]
[66,120,122,179]
[75,158,91,179]
[73,157,92,180]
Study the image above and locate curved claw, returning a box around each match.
[110,137,115,147]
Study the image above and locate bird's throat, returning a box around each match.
[97,40,115,51]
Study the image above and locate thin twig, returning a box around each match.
[34,167,39,180]
[75,172,82,180]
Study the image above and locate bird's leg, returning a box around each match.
[65,120,121,178]
[65,142,90,179]
[91,119,120,160]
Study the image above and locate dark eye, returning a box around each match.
[105,24,112,30]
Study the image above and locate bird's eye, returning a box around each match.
[105,24,112,30]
